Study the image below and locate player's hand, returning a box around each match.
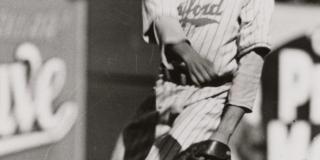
[182,51,217,86]
[166,41,217,85]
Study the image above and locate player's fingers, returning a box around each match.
[193,66,206,84]
[190,74,200,86]
[189,64,204,84]
[199,64,212,82]
[202,60,217,78]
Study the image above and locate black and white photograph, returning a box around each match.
[0,0,319,160]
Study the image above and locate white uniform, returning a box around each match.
[141,0,274,159]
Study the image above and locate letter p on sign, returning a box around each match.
[279,49,313,123]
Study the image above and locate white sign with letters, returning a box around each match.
[267,27,320,160]
[0,43,78,156]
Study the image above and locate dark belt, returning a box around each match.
[161,64,233,87]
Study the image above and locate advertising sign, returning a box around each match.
[235,4,320,160]
[262,27,320,160]
[0,0,86,160]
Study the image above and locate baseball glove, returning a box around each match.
[174,140,231,160]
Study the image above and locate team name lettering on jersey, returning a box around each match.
[178,0,224,27]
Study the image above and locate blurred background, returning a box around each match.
[0,0,319,160]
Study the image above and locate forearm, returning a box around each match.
[210,105,246,144]
[165,41,196,61]
[211,50,266,144]
[153,17,188,45]
[152,19,197,62]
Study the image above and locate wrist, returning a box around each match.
[209,131,232,145]
[166,41,195,61]
[209,105,246,145]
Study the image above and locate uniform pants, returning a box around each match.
[123,81,230,160]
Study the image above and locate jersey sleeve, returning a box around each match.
[237,0,274,57]
[227,51,264,112]
[227,0,274,112]
[142,0,187,45]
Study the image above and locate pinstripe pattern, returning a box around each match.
[143,0,274,73]
[141,0,274,159]
[143,80,230,160]
[146,81,228,160]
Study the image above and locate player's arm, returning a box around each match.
[142,0,217,85]
[209,0,275,145]
[209,49,266,145]
[175,51,266,160]
[142,0,186,45]
[165,42,217,85]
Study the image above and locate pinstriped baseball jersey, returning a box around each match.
[143,0,274,74]
[143,0,274,111]
[140,0,274,160]
[109,1,273,160]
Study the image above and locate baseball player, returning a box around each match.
[111,0,274,159]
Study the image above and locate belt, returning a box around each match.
[161,64,233,87]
